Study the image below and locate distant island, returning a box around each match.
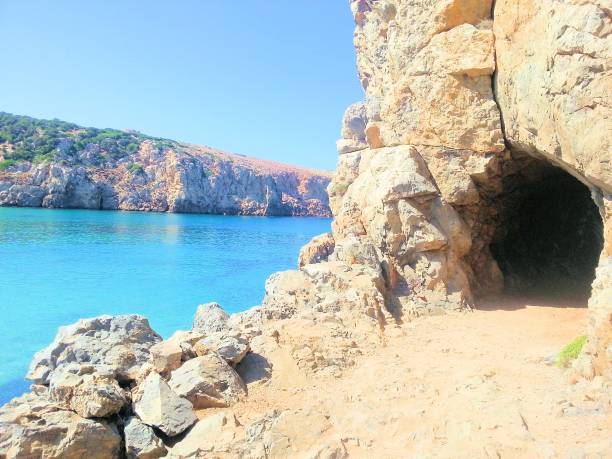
[0,112,331,216]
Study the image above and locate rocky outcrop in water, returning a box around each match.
[0,114,332,217]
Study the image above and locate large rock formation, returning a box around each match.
[324,0,610,378]
[0,0,610,457]
[0,113,332,217]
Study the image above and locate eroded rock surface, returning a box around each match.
[168,353,247,409]
[1,0,610,457]
[0,392,122,459]
[298,232,335,268]
[27,315,162,385]
[133,372,197,437]
[124,416,168,459]
[0,116,332,217]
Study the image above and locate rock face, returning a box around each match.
[494,0,611,192]
[0,0,610,457]
[0,113,332,217]
[325,0,610,378]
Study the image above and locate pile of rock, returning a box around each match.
[0,305,253,459]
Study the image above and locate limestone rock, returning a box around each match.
[27,315,162,385]
[168,412,240,458]
[149,340,183,375]
[194,332,250,365]
[49,371,128,419]
[133,372,197,437]
[168,353,247,409]
[0,126,333,217]
[0,392,122,458]
[124,416,168,459]
[149,330,203,374]
[494,0,612,192]
[193,302,231,334]
[336,102,369,154]
[352,0,503,152]
[298,232,335,268]
[70,377,127,419]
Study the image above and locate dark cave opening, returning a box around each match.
[487,154,604,304]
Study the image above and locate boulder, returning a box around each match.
[168,354,247,409]
[192,302,230,334]
[298,232,335,268]
[27,315,162,385]
[0,392,122,458]
[149,330,202,374]
[133,372,197,437]
[194,332,250,365]
[50,371,128,419]
[149,339,182,375]
[124,416,168,459]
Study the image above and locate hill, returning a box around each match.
[0,112,331,216]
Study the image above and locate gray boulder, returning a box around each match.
[168,353,247,409]
[133,372,197,437]
[192,302,230,334]
[27,315,162,385]
[124,416,168,459]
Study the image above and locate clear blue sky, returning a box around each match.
[0,1,363,170]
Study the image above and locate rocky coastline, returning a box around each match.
[1,0,610,457]
[0,115,332,217]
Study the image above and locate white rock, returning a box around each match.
[192,302,230,334]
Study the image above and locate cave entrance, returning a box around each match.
[475,152,604,305]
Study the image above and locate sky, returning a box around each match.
[0,1,363,171]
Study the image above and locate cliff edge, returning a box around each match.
[0,113,332,217]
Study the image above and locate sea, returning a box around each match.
[0,207,330,404]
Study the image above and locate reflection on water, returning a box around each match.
[0,207,330,404]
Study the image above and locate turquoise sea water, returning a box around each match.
[0,207,330,404]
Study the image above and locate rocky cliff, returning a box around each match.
[0,113,332,217]
[1,0,610,457]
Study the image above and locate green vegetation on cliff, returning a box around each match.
[0,112,174,165]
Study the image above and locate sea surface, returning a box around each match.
[0,207,330,404]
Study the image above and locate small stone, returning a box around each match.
[124,416,167,459]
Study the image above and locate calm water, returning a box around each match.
[0,207,330,404]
